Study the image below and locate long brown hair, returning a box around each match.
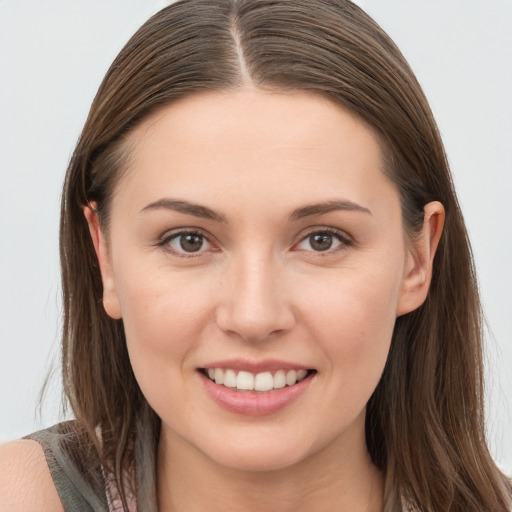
[59,0,511,509]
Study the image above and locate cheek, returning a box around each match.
[114,265,216,379]
[300,261,401,389]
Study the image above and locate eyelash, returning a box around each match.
[156,228,215,259]
[156,227,352,258]
[293,227,352,255]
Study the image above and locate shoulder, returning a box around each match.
[0,438,64,512]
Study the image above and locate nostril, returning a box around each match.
[214,272,296,341]
[215,307,296,343]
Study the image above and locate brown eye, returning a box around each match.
[296,230,346,253]
[167,232,210,254]
[310,233,334,251]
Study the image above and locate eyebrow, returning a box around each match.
[139,199,227,223]
[288,200,372,221]
[139,198,371,223]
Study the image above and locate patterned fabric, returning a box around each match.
[103,468,137,512]
[25,421,137,511]
[24,422,109,511]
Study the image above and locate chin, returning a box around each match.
[210,445,310,473]
[193,426,323,473]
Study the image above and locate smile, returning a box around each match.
[198,364,316,416]
[202,368,312,392]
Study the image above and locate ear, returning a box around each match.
[83,203,122,320]
[396,201,445,316]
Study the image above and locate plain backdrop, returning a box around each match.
[1,0,511,472]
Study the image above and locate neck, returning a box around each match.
[156,413,384,512]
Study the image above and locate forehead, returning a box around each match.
[113,88,395,218]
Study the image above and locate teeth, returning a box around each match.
[254,371,274,391]
[285,370,297,386]
[224,369,237,388]
[274,370,286,389]
[205,368,311,391]
[237,371,254,390]
[297,369,308,380]
[214,368,224,385]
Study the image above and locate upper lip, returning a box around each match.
[199,358,313,374]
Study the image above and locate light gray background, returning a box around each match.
[1,0,511,472]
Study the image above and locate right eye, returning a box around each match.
[161,231,212,256]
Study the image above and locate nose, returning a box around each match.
[215,253,296,343]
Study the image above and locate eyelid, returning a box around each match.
[156,227,218,258]
[292,226,353,253]
[155,225,353,258]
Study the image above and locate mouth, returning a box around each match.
[197,359,317,415]
[199,367,317,393]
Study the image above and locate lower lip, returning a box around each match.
[199,371,314,416]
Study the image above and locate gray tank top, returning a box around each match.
[24,422,110,512]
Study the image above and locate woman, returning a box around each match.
[1,0,510,510]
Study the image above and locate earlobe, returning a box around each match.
[396,201,445,316]
[83,203,122,320]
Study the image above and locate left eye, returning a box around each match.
[296,231,345,252]
[166,232,211,254]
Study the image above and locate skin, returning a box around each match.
[0,88,443,512]
[0,440,64,512]
[89,88,444,511]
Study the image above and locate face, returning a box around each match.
[89,89,438,472]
